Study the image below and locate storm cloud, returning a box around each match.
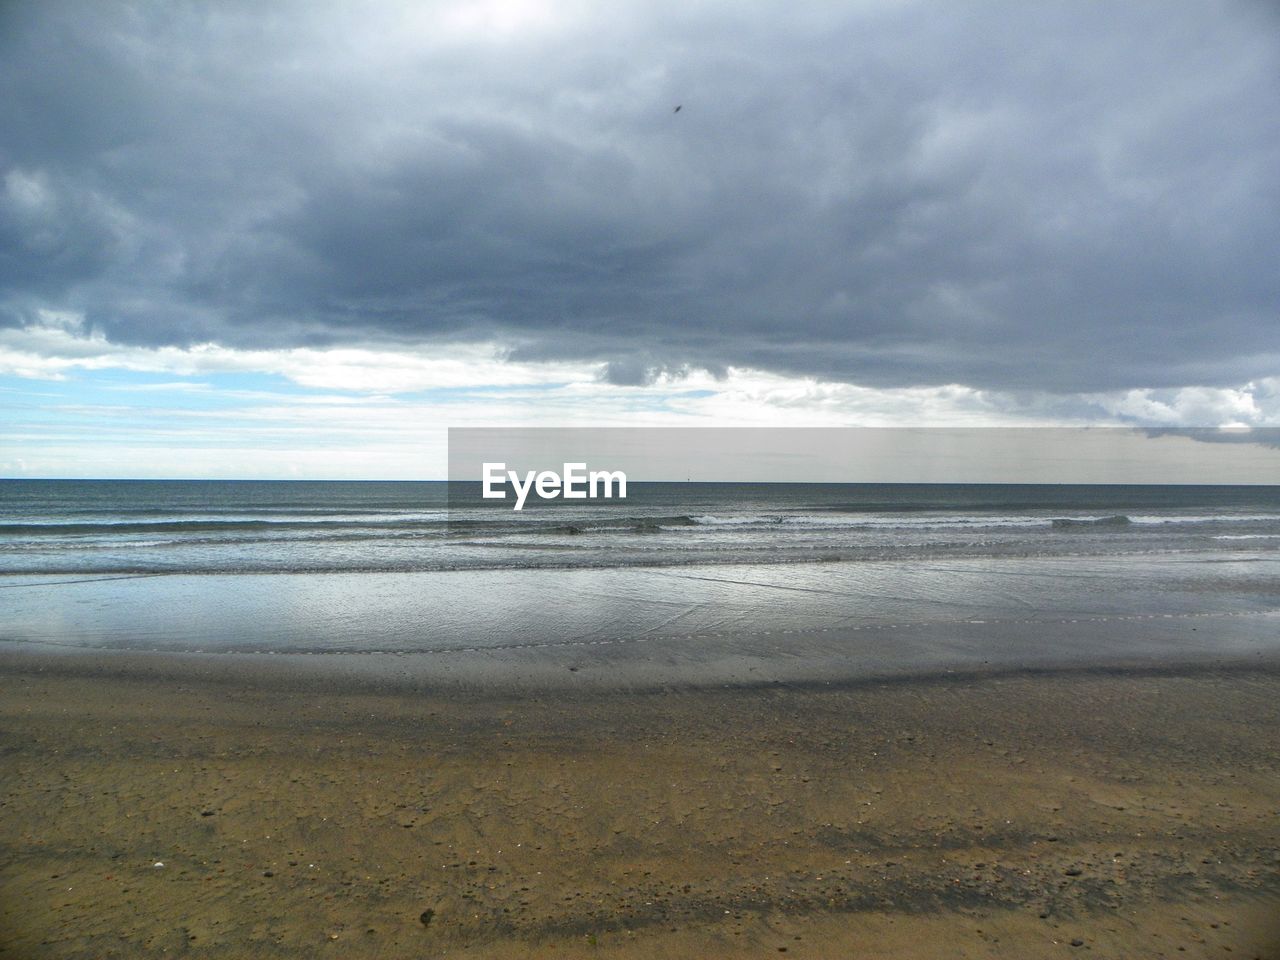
[2,0,1277,394]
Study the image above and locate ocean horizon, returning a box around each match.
[4,479,1278,681]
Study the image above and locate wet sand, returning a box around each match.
[2,653,1279,958]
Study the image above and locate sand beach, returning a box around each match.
[3,650,1278,958]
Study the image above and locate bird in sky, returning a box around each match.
[673,105,682,113]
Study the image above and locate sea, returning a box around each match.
[3,480,1279,682]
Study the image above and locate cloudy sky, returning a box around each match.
[2,0,1278,477]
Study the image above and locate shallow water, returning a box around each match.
[3,481,1279,679]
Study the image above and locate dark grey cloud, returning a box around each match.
[1144,428,1280,450]
[1,0,1277,392]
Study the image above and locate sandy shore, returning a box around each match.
[1,653,1279,958]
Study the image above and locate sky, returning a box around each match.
[1,0,1278,478]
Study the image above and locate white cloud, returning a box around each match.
[1086,383,1280,427]
[5,315,1280,478]
[0,312,595,390]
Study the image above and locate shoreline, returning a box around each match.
[5,639,1280,695]
[4,596,1280,697]
[3,650,1279,957]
